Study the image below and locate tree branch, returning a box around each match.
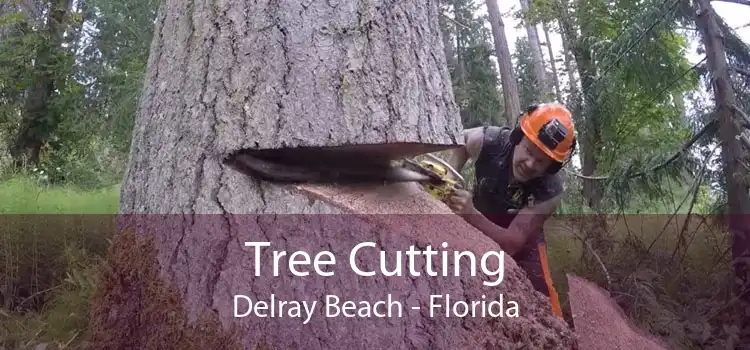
[731,66,750,78]
[733,105,750,128]
[565,119,718,180]
[440,11,471,30]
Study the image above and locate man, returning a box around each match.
[444,103,577,318]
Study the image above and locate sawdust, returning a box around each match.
[567,273,672,350]
[300,182,672,349]
[291,182,578,349]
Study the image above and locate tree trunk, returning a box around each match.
[438,1,456,74]
[554,0,611,272]
[695,0,750,344]
[485,0,521,125]
[542,23,563,102]
[519,0,550,101]
[85,1,577,348]
[559,23,578,105]
[453,0,466,86]
[555,2,602,212]
[10,0,71,167]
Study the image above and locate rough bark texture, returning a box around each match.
[85,228,243,350]
[485,0,521,125]
[694,0,750,344]
[96,0,581,348]
[120,0,464,214]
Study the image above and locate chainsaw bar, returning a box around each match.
[400,159,445,184]
[224,150,434,185]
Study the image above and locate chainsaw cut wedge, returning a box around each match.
[223,147,465,202]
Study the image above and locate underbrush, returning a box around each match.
[0,176,118,349]
[545,213,737,350]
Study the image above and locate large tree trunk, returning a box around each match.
[695,0,750,344]
[519,0,551,101]
[485,0,521,125]
[85,1,577,348]
[117,0,469,215]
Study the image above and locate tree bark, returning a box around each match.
[85,1,577,348]
[118,0,467,214]
[694,0,750,344]
[485,0,521,125]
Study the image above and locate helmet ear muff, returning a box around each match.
[510,104,539,145]
[510,126,523,145]
[546,135,577,174]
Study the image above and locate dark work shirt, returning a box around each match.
[471,126,563,255]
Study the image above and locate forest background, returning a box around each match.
[1,0,749,349]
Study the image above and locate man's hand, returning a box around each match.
[446,188,476,215]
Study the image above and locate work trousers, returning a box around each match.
[513,235,563,318]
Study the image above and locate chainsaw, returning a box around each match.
[223,147,466,203]
[399,154,466,202]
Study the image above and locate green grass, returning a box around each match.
[0,176,120,214]
[543,213,733,350]
[0,176,119,349]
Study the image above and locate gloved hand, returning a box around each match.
[446,188,476,215]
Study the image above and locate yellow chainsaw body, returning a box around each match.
[415,159,461,202]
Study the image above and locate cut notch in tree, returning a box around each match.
[222,143,459,185]
[118,0,467,214]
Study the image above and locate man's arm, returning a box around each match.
[503,176,565,252]
[446,127,484,174]
[459,195,560,255]
[507,194,562,243]
[455,175,564,255]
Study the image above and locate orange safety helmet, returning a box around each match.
[510,103,576,170]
